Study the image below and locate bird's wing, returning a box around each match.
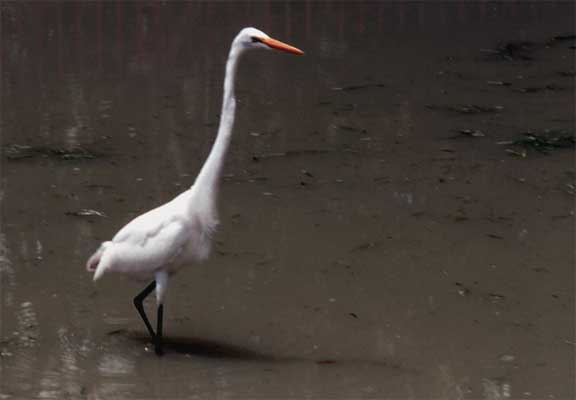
[112,195,183,245]
[108,197,192,268]
[111,213,189,273]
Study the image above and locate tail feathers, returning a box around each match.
[86,242,112,281]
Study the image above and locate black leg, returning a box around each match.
[155,304,164,356]
[133,281,157,339]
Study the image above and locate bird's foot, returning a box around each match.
[154,337,163,356]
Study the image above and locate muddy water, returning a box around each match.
[1,2,574,399]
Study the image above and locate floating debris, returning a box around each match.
[481,40,537,61]
[252,149,343,160]
[335,124,367,133]
[563,183,575,195]
[4,144,37,159]
[332,83,387,91]
[4,144,103,161]
[514,84,564,93]
[65,209,107,218]
[454,282,471,297]
[511,130,575,154]
[427,104,503,115]
[107,328,129,336]
[486,80,512,87]
[456,129,485,138]
[482,35,574,62]
[499,354,516,363]
[50,148,100,160]
[505,148,528,158]
[546,34,576,46]
[486,293,506,303]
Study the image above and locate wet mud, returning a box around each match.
[1,2,574,399]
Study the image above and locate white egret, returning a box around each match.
[86,27,303,355]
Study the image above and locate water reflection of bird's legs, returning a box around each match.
[133,280,164,355]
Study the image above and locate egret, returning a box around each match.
[86,27,303,355]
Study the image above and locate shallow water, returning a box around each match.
[1,1,574,399]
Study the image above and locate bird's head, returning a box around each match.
[234,27,304,55]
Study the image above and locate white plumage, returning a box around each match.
[89,191,213,280]
[86,27,303,355]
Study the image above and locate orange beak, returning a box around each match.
[256,37,304,55]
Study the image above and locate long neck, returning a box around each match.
[191,44,241,202]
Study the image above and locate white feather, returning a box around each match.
[86,27,303,308]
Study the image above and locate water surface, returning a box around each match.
[1,2,574,399]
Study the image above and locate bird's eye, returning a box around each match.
[251,36,263,43]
